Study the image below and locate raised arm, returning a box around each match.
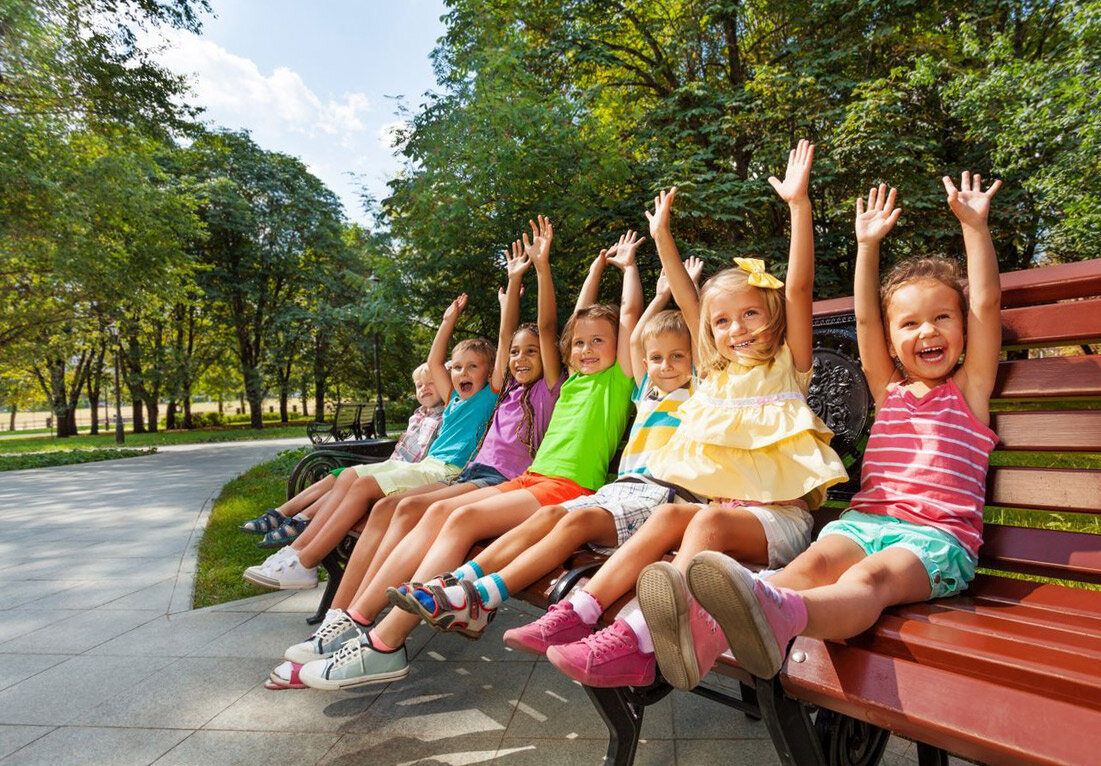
[428,294,467,402]
[604,230,646,377]
[946,172,1003,423]
[645,188,701,348]
[526,215,563,384]
[767,139,816,373]
[575,250,608,313]
[494,239,530,390]
[854,184,904,406]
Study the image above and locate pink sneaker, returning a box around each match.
[637,561,728,690]
[687,551,806,679]
[546,620,655,688]
[503,601,593,655]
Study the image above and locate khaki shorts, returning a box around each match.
[351,456,459,496]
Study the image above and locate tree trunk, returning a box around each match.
[313,334,328,421]
[183,396,193,429]
[300,372,309,418]
[132,398,145,433]
[166,400,177,430]
[145,397,159,433]
[243,364,264,429]
[86,343,106,435]
[9,404,16,431]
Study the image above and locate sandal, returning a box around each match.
[257,517,309,548]
[240,508,285,534]
[264,661,306,690]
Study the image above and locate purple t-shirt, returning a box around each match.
[473,372,565,479]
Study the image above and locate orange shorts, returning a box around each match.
[493,471,592,506]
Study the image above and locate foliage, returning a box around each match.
[0,446,157,472]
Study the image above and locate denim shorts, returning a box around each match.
[820,510,977,598]
[449,462,508,489]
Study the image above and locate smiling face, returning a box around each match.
[569,316,618,375]
[508,328,543,385]
[645,331,693,393]
[707,284,774,364]
[449,348,492,400]
[413,370,443,409]
[885,279,966,387]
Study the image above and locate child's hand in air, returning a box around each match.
[505,238,530,281]
[768,139,814,205]
[855,184,902,245]
[605,230,645,270]
[524,215,553,269]
[645,187,677,239]
[685,255,704,286]
[443,293,468,323]
[944,172,1002,230]
[655,269,671,298]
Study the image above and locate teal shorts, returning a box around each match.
[819,510,977,599]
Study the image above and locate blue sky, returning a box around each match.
[150,0,449,223]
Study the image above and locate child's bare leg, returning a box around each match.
[671,506,769,572]
[368,490,542,646]
[497,506,617,591]
[768,535,866,592]
[798,545,930,639]
[292,468,360,548]
[582,502,701,609]
[276,473,335,517]
[346,487,504,617]
[295,476,384,568]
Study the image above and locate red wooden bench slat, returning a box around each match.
[978,524,1101,583]
[991,410,1101,451]
[994,355,1101,398]
[780,637,1101,766]
[1002,299,1101,346]
[987,466,1101,514]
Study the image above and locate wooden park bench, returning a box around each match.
[290,258,1100,765]
[306,402,372,445]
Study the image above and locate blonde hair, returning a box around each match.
[696,267,785,375]
[560,304,618,370]
[640,310,691,348]
[411,363,430,384]
[452,337,495,368]
[881,256,967,325]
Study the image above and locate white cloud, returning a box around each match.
[378,119,411,151]
[154,29,370,138]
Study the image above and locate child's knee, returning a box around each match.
[422,498,457,526]
[531,504,568,525]
[392,495,428,525]
[651,502,697,526]
[559,506,607,536]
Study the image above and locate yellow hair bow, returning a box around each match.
[733,257,784,289]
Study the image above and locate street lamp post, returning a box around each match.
[111,325,124,445]
[373,331,386,437]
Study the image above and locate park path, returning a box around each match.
[0,441,928,766]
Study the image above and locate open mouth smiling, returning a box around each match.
[917,345,946,363]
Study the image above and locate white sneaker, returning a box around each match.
[264,551,318,590]
[242,546,299,588]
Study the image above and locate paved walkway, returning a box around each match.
[0,441,930,766]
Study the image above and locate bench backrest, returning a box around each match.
[812,258,1101,589]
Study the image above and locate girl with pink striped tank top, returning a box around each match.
[682,171,1005,682]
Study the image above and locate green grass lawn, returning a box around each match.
[0,423,308,454]
[192,446,319,608]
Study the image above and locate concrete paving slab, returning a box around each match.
[204,682,383,734]
[0,655,68,692]
[0,609,161,655]
[674,737,784,765]
[671,685,772,740]
[0,726,52,760]
[86,611,254,657]
[492,738,676,766]
[154,730,339,766]
[0,726,189,766]
[95,578,178,611]
[318,734,509,766]
[185,612,313,659]
[0,611,80,645]
[13,580,162,612]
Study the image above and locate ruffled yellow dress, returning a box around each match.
[648,343,847,508]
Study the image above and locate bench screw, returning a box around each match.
[791,650,807,663]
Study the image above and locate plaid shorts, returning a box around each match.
[560,477,679,554]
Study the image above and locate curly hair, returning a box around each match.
[559,304,619,371]
[696,267,786,376]
[880,256,967,324]
[471,323,549,461]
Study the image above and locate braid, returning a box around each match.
[517,381,538,459]
[471,371,515,459]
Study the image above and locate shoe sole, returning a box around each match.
[257,536,298,549]
[242,568,317,591]
[502,631,550,655]
[284,644,333,664]
[687,551,782,679]
[637,561,699,690]
[300,663,409,690]
[385,586,423,615]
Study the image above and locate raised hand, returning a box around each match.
[605,229,646,270]
[645,187,677,239]
[505,238,530,281]
[768,139,814,204]
[855,184,902,244]
[685,255,704,286]
[523,215,553,268]
[654,269,671,297]
[944,171,1001,229]
[497,284,523,310]
[443,293,467,323]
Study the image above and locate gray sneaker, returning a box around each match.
[299,637,409,690]
[284,610,365,664]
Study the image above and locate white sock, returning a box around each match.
[292,513,309,522]
[620,600,654,654]
[567,590,603,625]
[453,561,483,582]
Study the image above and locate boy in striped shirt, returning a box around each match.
[685,173,1004,681]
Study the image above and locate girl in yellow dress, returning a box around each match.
[539,140,847,690]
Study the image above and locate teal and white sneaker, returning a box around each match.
[284,610,365,664]
[299,637,409,690]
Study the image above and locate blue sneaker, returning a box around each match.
[299,637,409,690]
